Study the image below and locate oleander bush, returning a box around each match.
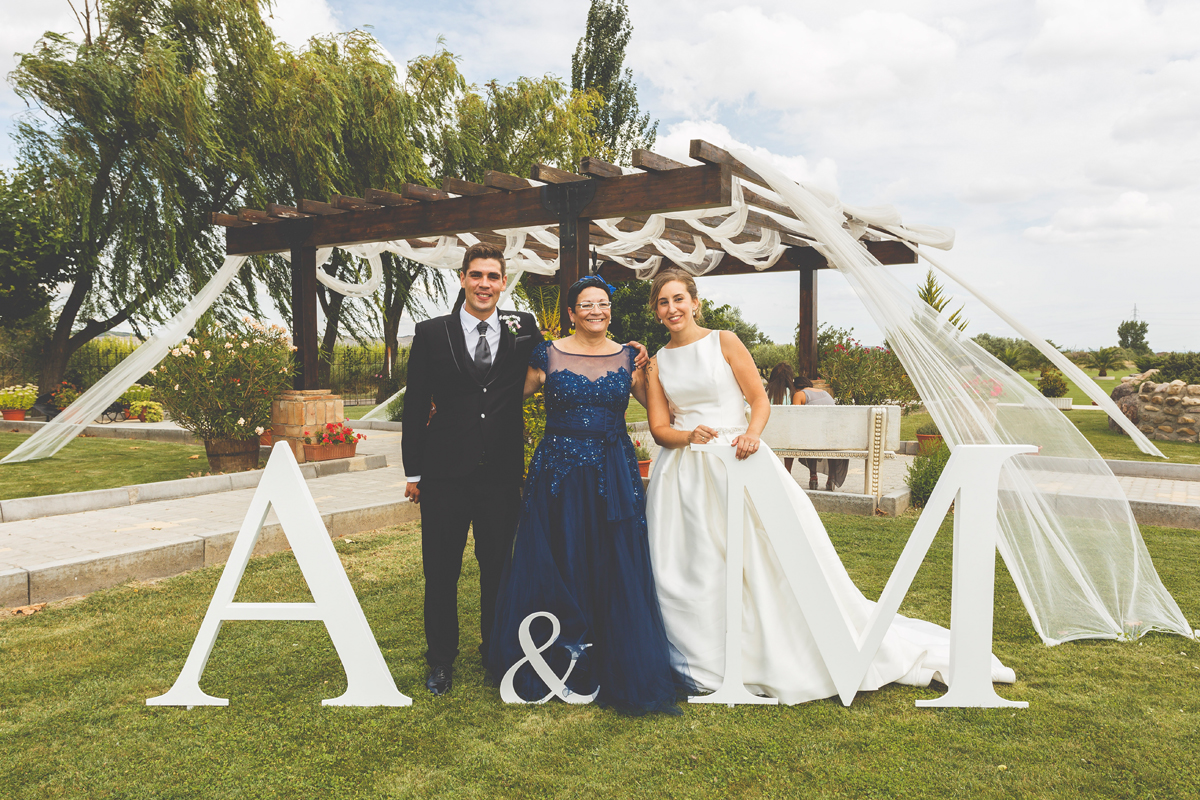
[151,317,293,441]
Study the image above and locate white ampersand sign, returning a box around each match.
[499,611,599,705]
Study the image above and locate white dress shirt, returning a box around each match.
[409,306,502,485]
[461,305,501,362]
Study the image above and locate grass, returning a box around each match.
[626,399,648,424]
[1,514,1197,798]
[1015,368,1121,406]
[897,410,1200,465]
[343,404,379,421]
[0,433,208,500]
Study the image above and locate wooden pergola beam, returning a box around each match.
[225,163,732,255]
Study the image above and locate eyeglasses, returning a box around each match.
[575,302,611,311]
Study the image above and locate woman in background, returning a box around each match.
[765,362,847,491]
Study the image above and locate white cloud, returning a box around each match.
[1025,191,1174,243]
[264,0,342,49]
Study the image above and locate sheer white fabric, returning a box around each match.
[2,255,249,463]
[730,148,1190,645]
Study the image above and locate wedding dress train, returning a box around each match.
[646,331,1015,704]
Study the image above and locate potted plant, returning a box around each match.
[633,438,652,478]
[51,381,81,410]
[1038,368,1072,410]
[303,421,365,462]
[152,316,294,472]
[0,384,38,420]
[915,420,943,454]
[127,400,164,422]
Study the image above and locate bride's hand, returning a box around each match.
[688,425,720,446]
[731,433,761,460]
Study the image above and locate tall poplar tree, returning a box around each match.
[571,0,656,165]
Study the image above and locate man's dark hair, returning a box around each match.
[461,242,506,275]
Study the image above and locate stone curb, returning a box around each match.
[345,419,402,431]
[4,499,422,607]
[804,489,877,516]
[1105,459,1200,482]
[0,453,389,523]
[1128,498,1200,530]
[6,419,199,443]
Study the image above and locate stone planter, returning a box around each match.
[303,442,357,462]
[1,409,26,421]
[638,459,652,478]
[203,438,260,473]
[1047,397,1073,410]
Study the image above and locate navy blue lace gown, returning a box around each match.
[488,341,690,714]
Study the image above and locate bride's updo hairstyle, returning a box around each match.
[649,268,704,324]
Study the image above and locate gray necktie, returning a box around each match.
[474,319,491,370]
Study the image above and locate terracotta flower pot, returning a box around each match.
[203,438,260,473]
[1,409,26,421]
[638,459,652,478]
[303,442,357,462]
[916,433,944,454]
[259,429,273,446]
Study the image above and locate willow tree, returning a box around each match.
[9,0,281,392]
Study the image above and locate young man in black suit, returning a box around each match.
[402,243,542,696]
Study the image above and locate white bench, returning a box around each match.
[761,405,901,499]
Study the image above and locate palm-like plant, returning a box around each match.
[1088,346,1123,378]
[916,270,968,331]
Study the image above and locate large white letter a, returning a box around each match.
[147,443,411,708]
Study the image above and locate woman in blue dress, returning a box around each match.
[487,275,690,714]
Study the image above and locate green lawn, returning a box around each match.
[344,404,379,420]
[1,514,1197,798]
[1015,367,1121,406]
[0,433,209,500]
[626,399,648,424]
[898,410,1200,465]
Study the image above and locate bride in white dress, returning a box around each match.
[642,268,1015,704]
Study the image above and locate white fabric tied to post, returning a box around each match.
[1,255,250,464]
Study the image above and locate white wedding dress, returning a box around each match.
[646,331,1015,704]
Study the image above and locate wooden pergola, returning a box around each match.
[212,140,915,390]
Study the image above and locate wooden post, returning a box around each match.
[558,219,589,338]
[291,243,320,390]
[798,263,818,380]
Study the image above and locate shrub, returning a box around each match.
[631,438,652,461]
[906,442,951,508]
[916,420,940,436]
[1153,352,1200,385]
[127,400,164,422]
[120,383,154,405]
[751,342,797,376]
[51,381,81,409]
[820,336,919,408]
[0,383,38,410]
[385,390,405,422]
[1038,368,1069,398]
[152,316,294,441]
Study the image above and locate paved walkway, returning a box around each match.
[2,420,1198,609]
[0,426,415,607]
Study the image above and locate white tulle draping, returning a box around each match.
[2,255,250,464]
[730,148,1190,645]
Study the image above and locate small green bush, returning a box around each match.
[127,399,164,422]
[385,391,405,422]
[906,442,951,508]
[916,420,940,436]
[1154,352,1200,385]
[1038,368,1069,398]
[121,383,154,404]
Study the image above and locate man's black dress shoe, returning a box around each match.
[426,664,453,696]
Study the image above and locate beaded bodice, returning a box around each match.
[526,341,643,515]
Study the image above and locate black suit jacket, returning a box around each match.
[402,308,542,484]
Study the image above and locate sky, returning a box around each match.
[2,0,1198,350]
